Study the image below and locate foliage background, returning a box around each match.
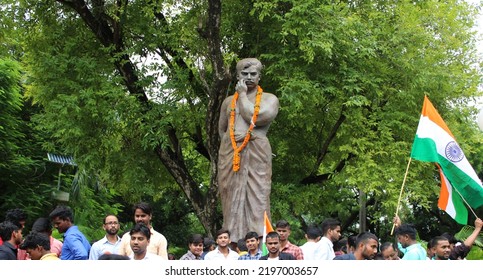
[1,0,483,259]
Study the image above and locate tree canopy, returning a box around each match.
[1,0,483,248]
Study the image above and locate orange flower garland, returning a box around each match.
[229,86,263,172]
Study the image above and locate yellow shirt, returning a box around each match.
[41,253,60,260]
[119,227,168,260]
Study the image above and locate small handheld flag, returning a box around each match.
[261,211,274,255]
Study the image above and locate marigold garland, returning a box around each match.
[229,86,263,172]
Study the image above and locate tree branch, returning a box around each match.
[151,8,210,98]
[300,153,355,185]
[57,0,150,106]
[312,106,346,174]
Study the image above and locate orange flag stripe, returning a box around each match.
[421,95,455,139]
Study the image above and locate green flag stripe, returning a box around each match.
[412,137,483,209]
[450,188,468,224]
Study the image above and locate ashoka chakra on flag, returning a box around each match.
[445,141,465,163]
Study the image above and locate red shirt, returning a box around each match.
[281,241,304,260]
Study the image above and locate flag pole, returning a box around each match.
[391,157,412,235]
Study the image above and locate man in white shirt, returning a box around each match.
[300,224,321,260]
[204,229,239,260]
[129,223,163,260]
[89,214,122,260]
[314,218,341,260]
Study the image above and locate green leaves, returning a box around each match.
[2,0,482,245]
[254,0,483,240]
[0,58,23,158]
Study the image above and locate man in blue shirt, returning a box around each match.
[393,217,426,260]
[49,205,91,260]
[429,236,451,260]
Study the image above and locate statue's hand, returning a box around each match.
[236,78,248,95]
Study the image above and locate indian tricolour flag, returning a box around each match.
[437,165,468,224]
[410,96,483,223]
[261,211,274,256]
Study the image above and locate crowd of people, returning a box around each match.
[0,203,482,261]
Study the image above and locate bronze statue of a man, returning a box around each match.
[218,58,279,242]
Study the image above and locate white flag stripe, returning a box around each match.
[416,115,483,185]
[441,174,457,218]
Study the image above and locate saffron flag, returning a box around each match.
[261,211,274,256]
[411,96,483,223]
[437,165,468,224]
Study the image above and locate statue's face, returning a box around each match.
[237,65,260,90]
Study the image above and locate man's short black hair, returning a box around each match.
[305,224,322,239]
[320,218,340,235]
[394,224,417,240]
[0,221,19,241]
[99,253,130,260]
[380,241,395,253]
[245,231,259,241]
[215,228,230,238]
[32,217,52,233]
[355,232,378,247]
[132,202,152,215]
[334,238,347,252]
[275,220,290,229]
[49,205,74,223]
[237,239,248,251]
[187,233,204,245]
[429,236,449,249]
[130,222,151,240]
[5,208,27,228]
[19,231,51,250]
[266,231,280,240]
